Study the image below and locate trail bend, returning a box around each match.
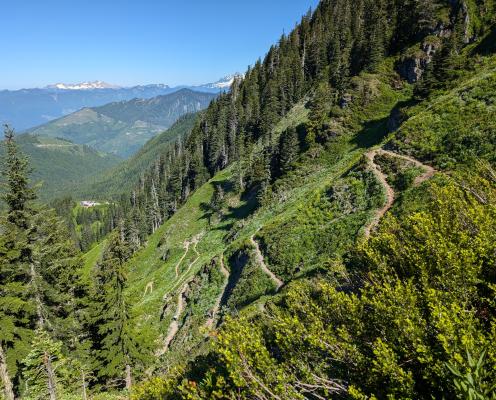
[205,254,230,330]
[364,148,436,238]
[250,233,284,291]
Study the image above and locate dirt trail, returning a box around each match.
[364,149,436,238]
[378,149,436,185]
[158,283,188,355]
[250,233,284,291]
[157,234,206,354]
[205,255,230,330]
[184,239,200,276]
[174,241,190,278]
[174,234,202,278]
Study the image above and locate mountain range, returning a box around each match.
[26,88,216,157]
[0,75,237,131]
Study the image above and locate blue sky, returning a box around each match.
[1,0,319,90]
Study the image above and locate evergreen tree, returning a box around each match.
[306,81,332,146]
[22,329,67,400]
[89,230,145,391]
[0,127,37,399]
[0,127,86,399]
[278,127,300,175]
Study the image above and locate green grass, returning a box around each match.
[392,55,496,168]
[81,241,105,282]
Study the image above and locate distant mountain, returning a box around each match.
[198,74,243,90]
[26,89,216,158]
[45,81,122,90]
[2,134,121,200]
[0,77,237,131]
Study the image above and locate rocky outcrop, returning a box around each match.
[396,37,442,83]
[397,0,479,83]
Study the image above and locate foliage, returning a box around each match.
[142,175,496,399]
[446,348,496,400]
[87,231,150,389]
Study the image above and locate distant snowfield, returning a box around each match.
[43,75,244,92]
[46,81,121,90]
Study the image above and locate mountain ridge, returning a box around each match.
[2,133,121,200]
[0,76,236,131]
[26,89,216,157]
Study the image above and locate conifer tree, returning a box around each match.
[89,230,144,391]
[22,329,65,400]
[278,127,300,175]
[0,126,37,399]
[1,127,86,399]
[306,81,332,146]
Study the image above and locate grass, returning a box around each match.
[81,240,105,282]
[392,55,496,167]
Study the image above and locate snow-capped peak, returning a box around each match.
[46,81,121,90]
[204,74,244,89]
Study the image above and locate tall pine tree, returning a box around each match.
[0,126,37,400]
[89,230,145,391]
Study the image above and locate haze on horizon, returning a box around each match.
[1,0,319,90]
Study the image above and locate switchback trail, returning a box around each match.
[158,282,188,355]
[205,254,230,330]
[174,234,202,278]
[378,149,436,185]
[184,238,201,276]
[158,234,204,354]
[174,241,190,278]
[250,233,284,291]
[364,148,436,238]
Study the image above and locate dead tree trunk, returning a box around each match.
[125,364,132,394]
[81,370,87,400]
[0,344,15,400]
[43,352,57,400]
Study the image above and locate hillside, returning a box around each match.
[72,113,198,199]
[1,1,496,400]
[27,89,216,157]
[123,41,496,400]
[2,134,121,200]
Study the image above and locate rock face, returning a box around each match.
[397,38,441,83]
[396,0,478,83]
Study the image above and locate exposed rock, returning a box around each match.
[396,36,443,83]
[461,1,477,43]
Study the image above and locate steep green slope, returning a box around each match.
[71,113,198,200]
[27,89,215,157]
[85,58,413,363]
[77,2,496,399]
[122,48,496,400]
[2,134,121,200]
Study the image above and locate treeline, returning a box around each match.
[0,128,150,399]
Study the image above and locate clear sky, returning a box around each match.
[1,0,319,90]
